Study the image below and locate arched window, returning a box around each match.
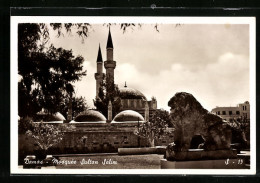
[131,100,134,107]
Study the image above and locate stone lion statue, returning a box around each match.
[167,92,232,152]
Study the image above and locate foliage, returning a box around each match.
[50,23,92,43]
[228,117,248,131]
[18,23,164,117]
[227,117,250,146]
[26,121,75,151]
[18,117,34,134]
[134,109,173,147]
[151,96,157,101]
[18,23,86,117]
[18,82,42,118]
[60,95,88,120]
[93,76,122,118]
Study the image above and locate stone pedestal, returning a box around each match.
[163,148,248,169]
[161,159,247,169]
[166,149,237,161]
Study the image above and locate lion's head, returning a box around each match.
[168,92,207,119]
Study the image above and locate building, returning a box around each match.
[19,28,173,160]
[94,27,157,121]
[211,101,250,122]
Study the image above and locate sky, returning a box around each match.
[47,23,250,111]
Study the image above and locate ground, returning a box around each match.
[53,154,164,169]
[20,151,250,169]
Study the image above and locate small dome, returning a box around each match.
[119,87,147,100]
[74,110,106,123]
[112,110,144,123]
[34,112,65,122]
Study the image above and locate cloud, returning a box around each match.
[113,52,249,111]
[48,24,249,112]
[73,60,96,108]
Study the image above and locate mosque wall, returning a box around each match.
[121,99,157,110]
[18,123,174,160]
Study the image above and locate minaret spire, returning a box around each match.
[104,27,116,94]
[124,81,127,88]
[97,43,103,62]
[95,44,105,98]
[106,27,114,49]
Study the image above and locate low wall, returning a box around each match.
[18,123,174,163]
[118,147,167,155]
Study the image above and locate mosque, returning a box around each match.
[19,28,173,157]
[72,28,157,124]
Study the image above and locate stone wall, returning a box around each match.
[18,123,174,162]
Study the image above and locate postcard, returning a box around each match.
[10,16,256,174]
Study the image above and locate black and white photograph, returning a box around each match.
[10,17,256,174]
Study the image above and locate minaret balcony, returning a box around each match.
[95,73,105,80]
[104,60,116,69]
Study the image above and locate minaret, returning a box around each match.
[104,27,116,93]
[94,44,105,98]
[145,101,149,122]
[108,100,112,122]
[67,98,72,121]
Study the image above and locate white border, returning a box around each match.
[10,16,256,175]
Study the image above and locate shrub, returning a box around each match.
[26,122,74,151]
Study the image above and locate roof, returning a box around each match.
[74,110,107,123]
[112,110,145,123]
[211,106,239,111]
[34,112,65,122]
[119,87,147,100]
[106,27,113,49]
[97,44,103,62]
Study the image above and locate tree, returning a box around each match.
[18,23,86,117]
[93,77,122,118]
[18,23,162,118]
[60,95,88,120]
[134,109,173,147]
[49,23,160,37]
[18,82,42,118]
[227,117,250,148]
[18,116,34,134]
[26,121,75,159]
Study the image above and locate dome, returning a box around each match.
[34,112,65,123]
[112,110,145,123]
[119,87,147,100]
[73,110,106,123]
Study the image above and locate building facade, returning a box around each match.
[211,101,250,122]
